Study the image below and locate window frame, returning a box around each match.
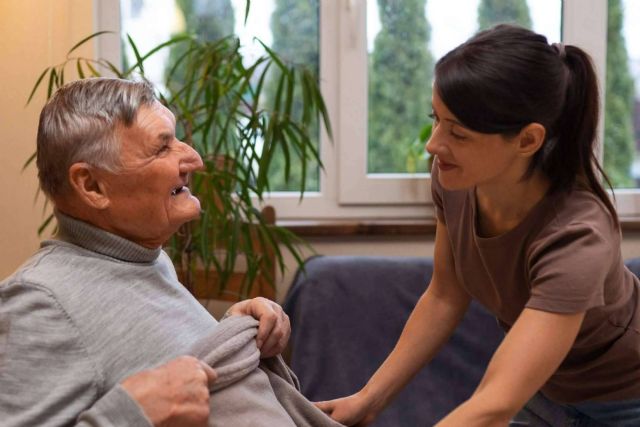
[95,0,639,221]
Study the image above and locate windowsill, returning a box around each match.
[278,219,437,237]
[279,218,640,237]
[620,218,640,232]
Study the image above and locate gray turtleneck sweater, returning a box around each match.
[0,213,219,426]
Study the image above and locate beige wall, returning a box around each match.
[0,1,95,279]
[3,3,640,319]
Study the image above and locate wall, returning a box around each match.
[0,0,95,279]
[3,3,640,320]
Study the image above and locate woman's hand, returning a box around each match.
[224,297,291,358]
[315,391,378,426]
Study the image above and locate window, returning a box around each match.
[604,0,639,189]
[340,0,562,205]
[605,0,640,218]
[97,0,639,221]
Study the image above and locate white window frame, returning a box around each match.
[563,0,640,219]
[336,0,431,206]
[95,0,639,221]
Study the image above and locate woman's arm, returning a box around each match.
[436,308,585,426]
[317,221,472,425]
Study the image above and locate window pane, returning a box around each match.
[119,0,320,192]
[366,0,562,174]
[604,0,639,189]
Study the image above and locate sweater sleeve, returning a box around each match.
[0,283,152,427]
[76,385,152,427]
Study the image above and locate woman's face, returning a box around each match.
[425,90,522,191]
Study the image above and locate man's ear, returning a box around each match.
[68,163,110,209]
[517,123,546,157]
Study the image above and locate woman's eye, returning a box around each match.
[450,131,466,141]
[449,124,468,140]
[428,113,439,125]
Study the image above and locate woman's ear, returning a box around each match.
[517,123,546,157]
[67,163,110,210]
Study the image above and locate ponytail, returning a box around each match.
[544,46,619,228]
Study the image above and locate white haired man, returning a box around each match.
[0,78,300,426]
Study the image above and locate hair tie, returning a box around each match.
[552,42,566,59]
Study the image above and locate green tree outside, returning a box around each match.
[604,0,636,188]
[477,0,532,30]
[368,0,433,174]
[174,0,235,40]
[166,0,235,85]
[164,0,235,146]
[265,0,320,191]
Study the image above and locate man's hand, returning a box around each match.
[225,297,291,358]
[121,356,217,427]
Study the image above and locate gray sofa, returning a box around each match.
[283,255,640,426]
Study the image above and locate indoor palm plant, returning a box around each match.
[28,15,331,300]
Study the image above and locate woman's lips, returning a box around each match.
[438,158,457,171]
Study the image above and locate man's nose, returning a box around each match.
[179,142,204,173]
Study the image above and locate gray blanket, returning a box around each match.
[189,315,344,427]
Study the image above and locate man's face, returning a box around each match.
[95,101,204,248]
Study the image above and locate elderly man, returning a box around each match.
[0,78,329,427]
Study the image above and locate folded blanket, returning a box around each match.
[189,315,344,427]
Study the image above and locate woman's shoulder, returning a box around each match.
[547,187,617,234]
[528,187,619,261]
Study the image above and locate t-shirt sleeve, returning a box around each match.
[431,158,446,223]
[0,283,152,427]
[526,222,612,313]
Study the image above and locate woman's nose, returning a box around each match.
[425,134,437,156]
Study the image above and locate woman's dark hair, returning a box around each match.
[434,24,618,228]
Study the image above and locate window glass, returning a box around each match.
[605,0,640,188]
[119,0,320,192]
[366,0,562,174]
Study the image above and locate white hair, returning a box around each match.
[36,77,157,197]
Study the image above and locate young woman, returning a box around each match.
[316,25,640,426]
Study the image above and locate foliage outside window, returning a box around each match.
[367,0,433,174]
[605,0,638,188]
[265,0,320,191]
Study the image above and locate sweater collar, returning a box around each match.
[50,211,162,263]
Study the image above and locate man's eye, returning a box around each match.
[157,144,171,154]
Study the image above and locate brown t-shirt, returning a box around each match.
[431,161,640,403]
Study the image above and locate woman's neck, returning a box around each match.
[474,169,550,237]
